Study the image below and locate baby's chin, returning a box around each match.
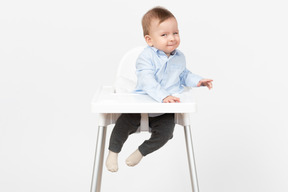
[165,46,177,53]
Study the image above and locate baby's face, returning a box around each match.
[145,17,180,57]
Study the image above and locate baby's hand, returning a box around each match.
[197,79,213,90]
[163,95,180,103]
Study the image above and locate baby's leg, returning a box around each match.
[106,113,140,172]
[126,113,175,166]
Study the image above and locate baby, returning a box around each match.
[106,6,213,172]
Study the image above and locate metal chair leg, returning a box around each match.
[90,126,107,192]
[184,125,200,192]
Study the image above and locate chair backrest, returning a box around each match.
[113,46,146,93]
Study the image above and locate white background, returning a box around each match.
[1,0,288,192]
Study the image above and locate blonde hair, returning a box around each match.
[142,6,175,36]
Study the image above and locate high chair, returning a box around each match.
[90,46,200,192]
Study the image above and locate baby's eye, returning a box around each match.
[161,34,167,37]
[173,32,178,35]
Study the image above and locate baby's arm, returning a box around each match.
[180,69,213,90]
[180,68,203,87]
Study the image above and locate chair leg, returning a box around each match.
[90,126,107,192]
[184,125,200,192]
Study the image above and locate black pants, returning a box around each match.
[108,113,175,156]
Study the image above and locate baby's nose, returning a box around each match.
[169,35,175,41]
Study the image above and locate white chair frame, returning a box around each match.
[90,47,200,192]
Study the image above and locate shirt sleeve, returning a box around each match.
[180,68,203,87]
[135,53,170,103]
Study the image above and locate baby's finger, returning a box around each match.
[208,82,213,89]
[174,97,180,102]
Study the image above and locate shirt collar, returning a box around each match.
[149,46,178,57]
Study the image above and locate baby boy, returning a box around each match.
[106,6,213,172]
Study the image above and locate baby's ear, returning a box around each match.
[144,35,153,46]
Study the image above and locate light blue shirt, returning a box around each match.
[134,46,203,103]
